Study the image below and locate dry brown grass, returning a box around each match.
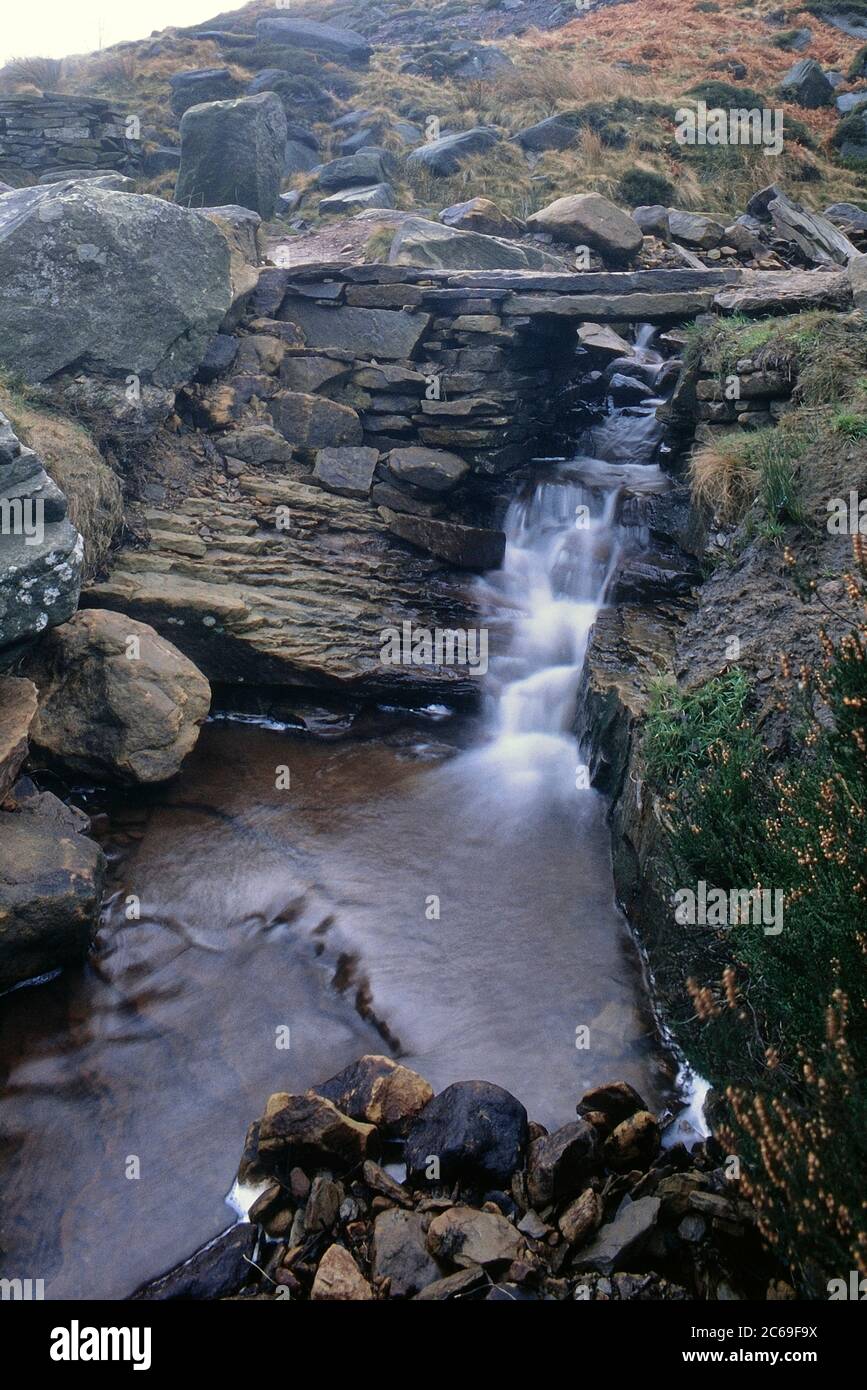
[690,433,758,521]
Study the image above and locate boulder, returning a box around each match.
[311,1244,373,1300]
[269,392,363,450]
[319,183,395,215]
[0,807,105,991]
[316,1054,433,1136]
[406,127,501,177]
[426,1206,525,1269]
[389,216,558,271]
[256,1091,378,1171]
[527,194,643,263]
[27,609,211,785]
[667,209,725,249]
[255,14,372,65]
[513,116,580,152]
[526,1120,600,1208]
[194,204,262,321]
[214,424,292,466]
[318,148,396,192]
[779,57,833,107]
[577,323,633,362]
[372,1208,442,1297]
[311,446,379,499]
[558,1188,603,1248]
[0,677,38,800]
[578,1080,647,1129]
[439,197,522,237]
[405,1079,528,1186]
[175,92,287,219]
[573,1196,661,1275]
[0,183,232,388]
[285,138,320,178]
[836,90,867,114]
[169,68,241,119]
[633,204,670,240]
[380,509,506,570]
[385,447,469,494]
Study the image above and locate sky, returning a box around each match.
[0,1,235,65]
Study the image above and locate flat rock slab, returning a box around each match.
[503,290,718,320]
[279,298,430,359]
[380,507,506,570]
[713,269,851,313]
[573,1196,661,1275]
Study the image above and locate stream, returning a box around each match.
[0,326,686,1299]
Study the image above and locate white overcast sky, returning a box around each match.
[0,2,234,65]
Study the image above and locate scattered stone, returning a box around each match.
[405,1080,528,1186]
[633,205,671,240]
[319,183,395,215]
[604,1111,661,1171]
[316,1054,434,1135]
[311,1243,373,1300]
[559,1189,603,1248]
[372,1208,442,1297]
[579,1081,647,1129]
[668,209,725,250]
[577,324,633,361]
[527,1121,600,1207]
[573,1197,662,1275]
[439,197,522,238]
[427,1206,526,1269]
[414,1266,487,1300]
[779,57,833,107]
[407,127,501,178]
[513,115,580,152]
[257,1091,378,1170]
[318,148,396,192]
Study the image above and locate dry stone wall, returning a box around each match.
[0,96,141,180]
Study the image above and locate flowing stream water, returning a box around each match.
[0,327,684,1299]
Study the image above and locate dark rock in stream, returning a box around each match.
[405,1079,529,1187]
[131,1224,257,1300]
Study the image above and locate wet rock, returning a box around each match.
[427,1205,525,1269]
[372,1208,443,1297]
[385,446,469,494]
[379,508,505,570]
[608,373,655,405]
[269,392,363,450]
[169,68,241,119]
[573,1196,661,1275]
[26,610,211,785]
[316,1054,433,1136]
[0,810,105,991]
[132,1225,256,1300]
[362,1160,414,1208]
[0,183,232,388]
[559,1188,603,1248]
[527,1120,600,1207]
[319,184,395,215]
[0,677,37,800]
[255,14,372,66]
[414,1266,487,1300]
[405,1080,528,1187]
[257,1091,378,1171]
[579,1081,648,1130]
[406,127,501,177]
[604,1111,661,1171]
[527,194,643,264]
[389,216,557,271]
[576,324,633,362]
[312,446,379,499]
[311,1243,373,1300]
[779,57,833,107]
[667,209,725,249]
[304,1175,341,1234]
[175,93,287,219]
[439,197,522,238]
[318,148,396,193]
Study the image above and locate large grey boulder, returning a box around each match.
[0,183,232,387]
[169,68,241,119]
[513,115,580,152]
[389,216,558,271]
[319,183,394,215]
[175,92,287,219]
[255,14,372,65]
[667,208,725,249]
[527,194,643,263]
[285,138,320,177]
[407,127,501,177]
[779,57,833,107]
